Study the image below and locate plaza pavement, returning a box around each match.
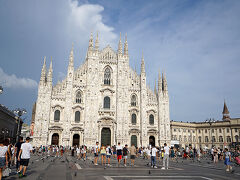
[3,153,240,180]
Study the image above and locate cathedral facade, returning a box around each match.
[32,33,171,147]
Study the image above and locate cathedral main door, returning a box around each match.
[101,128,111,146]
[131,135,137,147]
[149,136,155,146]
[72,134,80,147]
[51,133,59,145]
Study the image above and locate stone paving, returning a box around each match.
[3,153,240,180]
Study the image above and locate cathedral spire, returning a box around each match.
[47,57,53,85]
[124,33,128,56]
[95,31,99,51]
[40,56,47,83]
[88,32,94,51]
[154,79,157,95]
[68,43,74,70]
[222,100,230,121]
[118,32,122,55]
[158,69,162,93]
[141,53,145,74]
[162,70,168,92]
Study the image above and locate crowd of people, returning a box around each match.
[0,137,240,179]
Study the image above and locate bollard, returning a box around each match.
[149,170,151,174]
[74,172,77,176]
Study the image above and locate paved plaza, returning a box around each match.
[3,153,240,180]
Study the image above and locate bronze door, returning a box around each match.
[101,128,111,146]
[51,133,59,145]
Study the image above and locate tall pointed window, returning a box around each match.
[131,94,137,106]
[76,91,82,103]
[149,114,154,125]
[54,110,60,122]
[104,67,111,85]
[75,111,80,123]
[131,113,136,124]
[103,96,110,109]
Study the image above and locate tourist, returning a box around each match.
[0,138,8,180]
[116,142,123,166]
[161,143,170,170]
[150,145,158,168]
[213,147,218,163]
[224,148,232,172]
[18,137,33,178]
[123,144,128,167]
[100,144,106,165]
[94,142,99,165]
[113,145,117,158]
[130,144,136,166]
[14,136,23,172]
[106,144,112,166]
[170,147,175,161]
[76,146,80,160]
[197,148,201,162]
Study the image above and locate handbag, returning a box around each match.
[2,167,10,177]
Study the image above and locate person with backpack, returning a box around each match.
[106,144,112,166]
[123,144,128,167]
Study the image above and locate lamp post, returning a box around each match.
[205,118,215,148]
[0,85,3,94]
[14,108,27,142]
[2,128,9,139]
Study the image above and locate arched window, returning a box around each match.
[104,67,111,85]
[205,136,209,142]
[75,111,80,123]
[227,136,231,142]
[198,136,201,143]
[131,95,137,106]
[212,136,216,142]
[103,96,110,109]
[235,135,239,142]
[54,110,60,122]
[149,114,154,125]
[219,136,223,142]
[131,113,136,124]
[76,91,82,103]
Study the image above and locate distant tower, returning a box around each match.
[222,101,230,121]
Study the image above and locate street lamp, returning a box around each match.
[0,85,3,94]
[205,118,216,148]
[14,108,27,142]
[2,128,9,139]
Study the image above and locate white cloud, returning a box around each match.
[0,67,38,89]
[68,0,117,48]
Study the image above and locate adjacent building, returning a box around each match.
[0,104,22,143]
[171,102,240,149]
[32,33,171,147]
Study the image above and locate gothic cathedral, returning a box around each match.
[32,33,171,147]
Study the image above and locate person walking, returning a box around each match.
[17,137,33,178]
[14,136,23,173]
[106,144,112,166]
[161,143,170,170]
[151,145,158,168]
[224,148,232,172]
[100,144,106,166]
[94,142,99,165]
[0,138,8,180]
[130,144,136,166]
[116,142,123,166]
[123,144,128,167]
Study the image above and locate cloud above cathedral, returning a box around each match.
[68,0,117,47]
[0,67,38,89]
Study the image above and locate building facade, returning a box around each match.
[170,102,240,149]
[32,33,171,147]
[0,104,22,143]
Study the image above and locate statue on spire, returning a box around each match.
[95,31,99,51]
[141,53,145,74]
[88,32,94,51]
[118,32,122,55]
[40,56,47,84]
[124,33,128,56]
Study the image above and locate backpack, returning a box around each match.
[108,147,112,154]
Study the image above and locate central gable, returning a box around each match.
[100,45,117,60]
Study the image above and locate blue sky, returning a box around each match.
[0,0,240,124]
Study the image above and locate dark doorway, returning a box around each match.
[131,135,137,147]
[149,136,155,146]
[101,128,111,146]
[73,134,80,146]
[51,133,59,145]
